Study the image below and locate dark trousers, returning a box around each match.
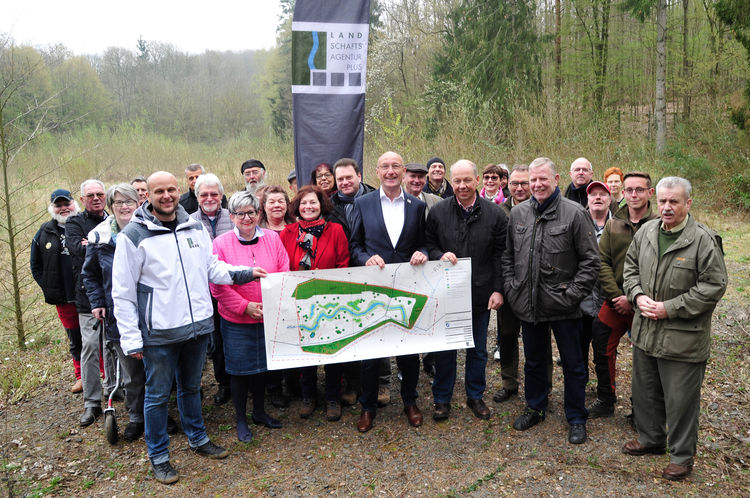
[211,299,230,388]
[580,314,594,385]
[300,364,343,402]
[360,354,419,412]
[522,318,588,424]
[591,301,633,404]
[66,327,83,362]
[498,308,553,390]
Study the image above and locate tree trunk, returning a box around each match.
[555,0,562,92]
[682,0,691,120]
[655,0,667,152]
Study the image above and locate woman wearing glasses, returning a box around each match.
[81,183,146,441]
[279,185,350,421]
[310,162,337,197]
[210,191,290,442]
[479,164,507,205]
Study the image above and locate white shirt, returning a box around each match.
[379,187,405,248]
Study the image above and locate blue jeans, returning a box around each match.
[432,309,490,403]
[142,334,210,465]
[522,318,588,424]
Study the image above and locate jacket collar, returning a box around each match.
[132,202,199,232]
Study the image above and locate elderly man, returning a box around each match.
[66,179,113,426]
[493,164,553,403]
[565,157,594,208]
[423,157,454,199]
[242,159,267,194]
[349,151,428,432]
[503,157,599,444]
[622,177,727,481]
[403,163,442,215]
[112,171,264,484]
[31,189,83,392]
[179,164,227,214]
[426,160,506,420]
[130,177,149,206]
[588,172,658,419]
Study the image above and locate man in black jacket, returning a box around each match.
[564,157,594,208]
[66,179,111,426]
[425,160,506,421]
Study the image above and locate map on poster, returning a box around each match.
[261,259,474,369]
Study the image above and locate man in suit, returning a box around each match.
[349,151,428,433]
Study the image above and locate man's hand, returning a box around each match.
[129,352,143,360]
[366,255,385,268]
[253,267,268,279]
[487,292,504,310]
[440,252,458,265]
[611,295,633,315]
[635,294,667,320]
[409,251,427,265]
[92,307,106,322]
[245,301,263,320]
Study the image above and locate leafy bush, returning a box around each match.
[729,174,750,210]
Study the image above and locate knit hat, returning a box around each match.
[241,159,265,174]
[426,157,445,170]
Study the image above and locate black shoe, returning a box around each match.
[79,406,102,427]
[587,399,615,419]
[433,403,451,421]
[191,440,229,459]
[213,385,231,406]
[152,461,178,484]
[466,398,491,420]
[568,423,587,444]
[270,389,290,408]
[166,415,179,435]
[252,412,282,429]
[123,421,144,442]
[492,387,518,403]
[513,408,544,431]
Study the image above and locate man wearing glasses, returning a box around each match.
[588,172,658,419]
[66,179,113,426]
[349,151,428,432]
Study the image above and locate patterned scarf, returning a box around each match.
[296,219,326,270]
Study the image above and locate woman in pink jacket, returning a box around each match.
[211,190,290,442]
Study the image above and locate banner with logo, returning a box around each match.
[292,0,370,186]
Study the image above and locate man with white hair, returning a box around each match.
[565,157,594,208]
[179,164,228,214]
[31,189,83,392]
[622,176,727,481]
[66,179,113,426]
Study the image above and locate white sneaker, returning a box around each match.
[493,348,500,361]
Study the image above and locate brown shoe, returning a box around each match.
[466,398,491,420]
[404,405,423,427]
[326,401,342,422]
[377,385,391,407]
[662,461,693,481]
[299,398,315,419]
[357,410,375,433]
[71,379,83,393]
[341,389,358,406]
[433,403,450,421]
[622,439,666,456]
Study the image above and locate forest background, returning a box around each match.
[0,0,749,365]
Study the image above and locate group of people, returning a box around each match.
[31,153,727,484]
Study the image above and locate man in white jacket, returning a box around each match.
[112,172,265,484]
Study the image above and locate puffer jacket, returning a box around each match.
[190,207,233,241]
[599,201,659,300]
[30,220,76,305]
[81,218,121,342]
[502,192,600,323]
[623,215,728,362]
[112,202,257,356]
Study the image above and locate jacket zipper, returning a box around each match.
[174,229,196,337]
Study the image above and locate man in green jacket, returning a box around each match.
[622,176,727,481]
[587,172,658,418]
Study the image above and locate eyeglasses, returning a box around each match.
[231,210,257,219]
[378,163,403,171]
[199,192,220,198]
[85,193,105,199]
[483,175,499,181]
[113,200,137,207]
[510,181,530,187]
[316,172,333,180]
[623,187,649,194]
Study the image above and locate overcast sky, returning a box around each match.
[1,1,284,55]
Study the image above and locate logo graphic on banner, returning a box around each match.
[292,22,368,95]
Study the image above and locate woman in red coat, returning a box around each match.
[280,185,350,421]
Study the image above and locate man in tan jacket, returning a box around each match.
[622,176,728,481]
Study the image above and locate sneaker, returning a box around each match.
[341,389,358,406]
[568,423,587,444]
[191,440,229,459]
[493,348,500,361]
[587,399,615,419]
[299,398,315,419]
[123,421,144,442]
[513,408,545,431]
[152,461,178,484]
[377,385,391,407]
[326,401,342,422]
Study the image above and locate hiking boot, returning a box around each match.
[377,385,391,407]
[299,398,316,419]
[152,461,178,484]
[587,399,615,419]
[341,389,358,406]
[71,378,83,393]
[123,422,144,442]
[513,408,545,431]
[326,401,342,422]
[191,440,229,459]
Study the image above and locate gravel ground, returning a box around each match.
[2,257,749,497]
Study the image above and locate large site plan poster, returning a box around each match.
[261,259,474,369]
